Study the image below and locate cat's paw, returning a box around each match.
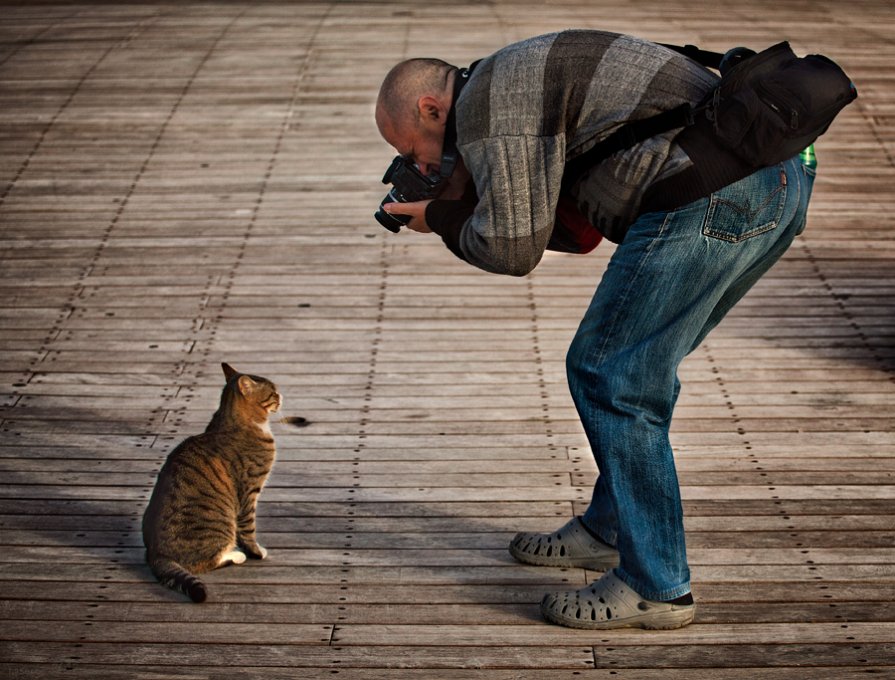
[219,549,247,566]
[239,539,268,559]
[246,544,268,560]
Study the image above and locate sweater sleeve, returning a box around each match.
[426,199,476,261]
[426,180,478,264]
[433,134,566,277]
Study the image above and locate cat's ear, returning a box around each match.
[222,363,239,382]
[237,375,258,396]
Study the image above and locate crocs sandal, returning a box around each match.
[540,570,696,630]
[508,516,619,570]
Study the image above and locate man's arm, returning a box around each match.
[426,134,566,276]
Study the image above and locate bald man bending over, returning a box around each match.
[374,30,815,630]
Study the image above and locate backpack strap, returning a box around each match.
[561,102,697,192]
[659,43,725,69]
[560,42,741,192]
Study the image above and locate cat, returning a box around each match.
[142,362,283,603]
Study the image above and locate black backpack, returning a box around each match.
[562,41,857,189]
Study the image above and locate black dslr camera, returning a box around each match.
[373,156,446,233]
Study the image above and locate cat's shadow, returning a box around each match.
[8,409,560,619]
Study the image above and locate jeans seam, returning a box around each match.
[593,210,674,365]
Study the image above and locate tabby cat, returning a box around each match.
[142,363,282,603]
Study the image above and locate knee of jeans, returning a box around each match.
[566,334,588,385]
[567,333,679,422]
[566,334,612,398]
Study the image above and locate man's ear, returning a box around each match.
[417,95,444,123]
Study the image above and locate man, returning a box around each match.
[375,30,814,630]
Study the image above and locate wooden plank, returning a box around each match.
[0,665,886,680]
[1,454,891,475]
[590,643,895,669]
[1,483,891,503]
[1,496,882,518]
[0,642,597,669]
[9,400,877,425]
[2,599,891,626]
[2,578,893,605]
[5,527,894,550]
[2,545,895,570]
[329,622,895,646]
[0,498,579,516]
[0,621,334,645]
[4,511,894,534]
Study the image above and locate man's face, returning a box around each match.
[378,109,446,178]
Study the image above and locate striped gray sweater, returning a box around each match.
[426,30,732,276]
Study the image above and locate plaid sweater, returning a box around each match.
[426,30,748,276]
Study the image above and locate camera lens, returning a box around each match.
[374,204,408,232]
[374,189,411,233]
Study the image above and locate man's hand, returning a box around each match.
[381,159,470,234]
[382,199,433,233]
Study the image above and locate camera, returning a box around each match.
[373,156,446,232]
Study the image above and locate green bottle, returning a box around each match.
[799,144,817,170]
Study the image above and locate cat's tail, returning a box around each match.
[148,556,208,603]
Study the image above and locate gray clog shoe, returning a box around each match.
[541,570,696,630]
[509,516,619,570]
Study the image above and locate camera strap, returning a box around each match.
[440,60,481,179]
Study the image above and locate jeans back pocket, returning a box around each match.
[702,164,787,243]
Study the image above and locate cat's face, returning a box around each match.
[248,377,282,415]
[221,363,282,419]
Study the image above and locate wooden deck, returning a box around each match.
[1,1,893,677]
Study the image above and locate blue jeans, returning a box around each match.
[569,156,815,601]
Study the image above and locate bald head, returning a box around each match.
[376,58,456,136]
